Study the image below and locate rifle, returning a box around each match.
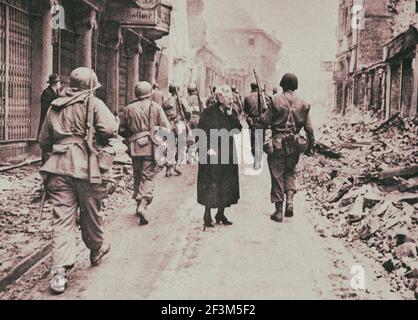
[85,70,102,184]
[174,87,185,120]
[253,69,268,117]
[195,82,203,113]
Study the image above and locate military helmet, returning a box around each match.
[168,83,178,94]
[187,83,197,94]
[134,81,153,99]
[280,73,298,91]
[70,67,101,91]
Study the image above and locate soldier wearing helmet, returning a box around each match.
[38,67,119,294]
[260,73,315,223]
[243,82,270,170]
[119,81,171,226]
[152,83,164,106]
[230,84,243,116]
[185,83,204,163]
[162,84,192,177]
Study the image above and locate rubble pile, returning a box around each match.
[299,111,418,299]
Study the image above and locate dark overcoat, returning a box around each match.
[197,104,242,208]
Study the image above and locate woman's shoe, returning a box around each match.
[215,214,233,225]
[203,221,215,231]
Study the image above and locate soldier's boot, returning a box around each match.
[203,207,214,231]
[215,207,233,225]
[136,200,149,226]
[271,202,284,223]
[165,166,172,177]
[285,191,295,218]
[49,265,68,295]
[174,163,183,175]
[90,241,111,266]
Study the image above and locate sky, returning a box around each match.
[203,0,339,103]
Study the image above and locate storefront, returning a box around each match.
[385,25,418,118]
[0,0,32,143]
[0,0,172,163]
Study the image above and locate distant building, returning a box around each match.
[156,0,194,95]
[209,27,281,95]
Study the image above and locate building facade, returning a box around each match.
[0,0,172,163]
[334,0,392,115]
[334,0,418,119]
[209,27,281,95]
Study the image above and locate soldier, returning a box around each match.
[39,74,61,163]
[205,86,217,108]
[119,81,171,226]
[152,83,165,106]
[260,73,315,223]
[38,67,119,294]
[186,84,204,163]
[243,82,267,169]
[162,84,192,177]
[231,85,243,116]
[186,84,203,130]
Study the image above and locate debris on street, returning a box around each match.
[299,110,418,298]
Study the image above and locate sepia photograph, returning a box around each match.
[0,0,417,306]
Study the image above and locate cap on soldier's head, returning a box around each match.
[250,83,258,91]
[231,85,237,92]
[152,83,159,90]
[169,83,177,94]
[280,73,298,91]
[273,87,278,94]
[134,81,153,100]
[70,67,101,91]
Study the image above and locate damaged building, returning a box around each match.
[334,0,418,119]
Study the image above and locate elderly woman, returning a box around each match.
[260,73,315,223]
[197,85,242,229]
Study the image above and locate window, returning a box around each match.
[416,0,418,13]
[249,36,255,46]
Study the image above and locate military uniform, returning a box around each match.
[162,90,191,172]
[243,90,267,168]
[152,89,165,106]
[260,90,314,219]
[119,87,171,220]
[38,68,118,293]
[187,93,202,130]
[232,92,243,116]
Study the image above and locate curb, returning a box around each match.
[0,243,51,292]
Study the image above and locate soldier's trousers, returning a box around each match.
[166,121,187,166]
[267,153,300,203]
[47,174,107,267]
[132,156,158,205]
[249,126,264,164]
